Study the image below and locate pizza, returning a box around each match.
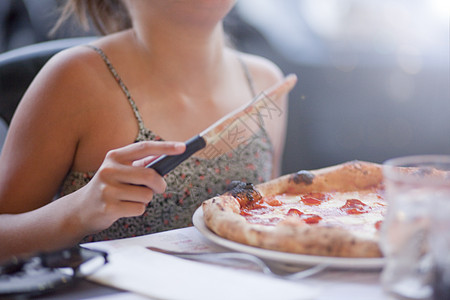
[202,161,386,258]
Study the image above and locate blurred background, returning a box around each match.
[1,0,449,173]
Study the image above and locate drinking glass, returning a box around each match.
[380,155,450,300]
[429,171,450,300]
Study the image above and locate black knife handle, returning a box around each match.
[146,135,206,176]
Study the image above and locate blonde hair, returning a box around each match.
[51,0,131,36]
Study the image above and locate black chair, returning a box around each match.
[0,37,96,126]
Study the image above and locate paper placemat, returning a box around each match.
[87,246,318,300]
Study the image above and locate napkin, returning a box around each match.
[87,246,318,300]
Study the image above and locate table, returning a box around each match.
[38,227,395,300]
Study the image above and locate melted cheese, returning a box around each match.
[242,191,386,239]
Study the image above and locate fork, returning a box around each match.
[147,247,327,280]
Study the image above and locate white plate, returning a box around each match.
[192,207,384,270]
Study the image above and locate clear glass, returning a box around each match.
[429,176,450,300]
[380,155,450,300]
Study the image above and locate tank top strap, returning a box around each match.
[85,45,147,135]
[237,55,257,98]
[236,55,275,154]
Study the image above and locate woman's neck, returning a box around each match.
[127,4,233,95]
[133,24,228,94]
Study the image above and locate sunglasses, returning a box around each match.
[0,246,108,298]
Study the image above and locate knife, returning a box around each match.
[146,74,297,176]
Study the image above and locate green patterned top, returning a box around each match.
[58,45,274,242]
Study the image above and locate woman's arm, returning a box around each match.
[0,48,185,261]
[0,141,185,261]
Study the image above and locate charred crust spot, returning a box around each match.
[291,170,315,185]
[226,181,248,191]
[224,181,262,206]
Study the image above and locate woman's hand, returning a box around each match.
[76,141,185,233]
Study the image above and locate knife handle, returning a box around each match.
[146,135,207,176]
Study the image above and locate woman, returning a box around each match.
[0,0,289,261]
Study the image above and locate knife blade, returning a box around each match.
[146,74,297,176]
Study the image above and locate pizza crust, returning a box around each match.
[202,160,384,258]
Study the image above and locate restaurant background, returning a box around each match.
[1,0,449,174]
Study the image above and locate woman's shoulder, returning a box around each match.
[33,45,105,98]
[18,41,120,132]
[40,31,130,84]
[33,34,132,106]
[234,50,285,91]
